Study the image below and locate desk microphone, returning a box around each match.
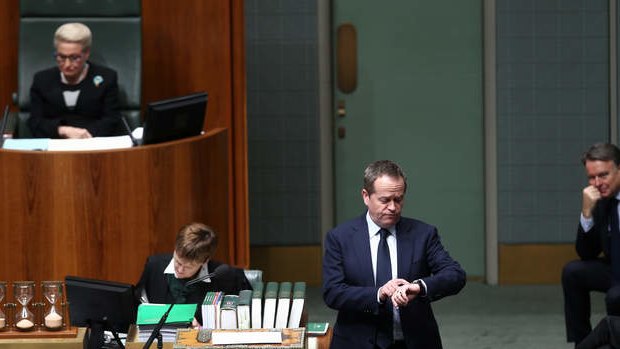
[185,264,230,287]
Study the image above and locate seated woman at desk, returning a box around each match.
[135,222,252,326]
[28,22,121,139]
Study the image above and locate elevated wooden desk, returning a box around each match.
[0,129,234,284]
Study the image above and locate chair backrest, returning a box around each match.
[15,0,141,138]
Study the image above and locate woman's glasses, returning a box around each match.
[54,53,84,64]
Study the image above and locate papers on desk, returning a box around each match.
[2,138,49,150]
[211,330,282,345]
[2,136,134,151]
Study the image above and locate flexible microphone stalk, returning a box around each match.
[121,116,138,146]
[142,303,174,349]
[185,264,229,287]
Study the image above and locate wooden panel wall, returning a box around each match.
[0,1,249,275]
[499,243,578,284]
[141,0,249,268]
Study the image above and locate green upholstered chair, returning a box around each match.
[14,0,142,138]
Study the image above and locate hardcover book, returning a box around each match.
[287,282,306,328]
[251,282,264,329]
[262,282,279,329]
[274,282,292,329]
[220,294,240,329]
[237,289,253,329]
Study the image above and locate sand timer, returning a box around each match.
[13,281,35,331]
[0,282,6,330]
[42,281,63,330]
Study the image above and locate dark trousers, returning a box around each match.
[576,315,620,349]
[563,259,620,343]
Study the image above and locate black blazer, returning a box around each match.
[134,253,252,325]
[28,62,121,138]
[576,198,615,262]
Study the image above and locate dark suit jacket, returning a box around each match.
[322,214,466,349]
[576,198,615,262]
[28,62,121,138]
[135,253,252,325]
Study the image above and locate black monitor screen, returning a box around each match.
[141,91,208,145]
[65,275,136,334]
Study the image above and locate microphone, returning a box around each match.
[185,264,229,287]
[142,303,174,349]
[121,116,138,146]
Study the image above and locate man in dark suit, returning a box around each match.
[28,22,120,138]
[322,160,466,349]
[564,143,620,345]
[135,222,252,326]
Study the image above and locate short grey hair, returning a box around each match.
[54,22,92,51]
[363,160,407,195]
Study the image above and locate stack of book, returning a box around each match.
[201,291,224,329]
[200,281,306,331]
[136,303,197,343]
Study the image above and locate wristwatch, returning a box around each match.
[413,279,426,297]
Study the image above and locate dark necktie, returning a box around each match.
[376,228,393,348]
[376,228,393,286]
[610,199,620,284]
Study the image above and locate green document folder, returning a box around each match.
[136,303,197,325]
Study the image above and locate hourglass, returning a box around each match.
[0,282,6,330]
[13,281,35,331]
[42,281,63,330]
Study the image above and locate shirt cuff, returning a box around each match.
[580,213,593,232]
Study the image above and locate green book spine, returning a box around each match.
[292,282,306,299]
[221,294,240,310]
[252,281,264,299]
[264,282,278,299]
[277,281,292,299]
[238,289,252,306]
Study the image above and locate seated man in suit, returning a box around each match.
[322,160,466,349]
[563,143,620,345]
[28,22,121,138]
[135,222,252,327]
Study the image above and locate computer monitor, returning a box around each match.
[141,92,208,145]
[65,276,136,347]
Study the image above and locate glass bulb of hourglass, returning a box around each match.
[13,281,34,331]
[42,281,63,330]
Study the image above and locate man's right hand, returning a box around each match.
[58,126,92,139]
[582,185,602,218]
